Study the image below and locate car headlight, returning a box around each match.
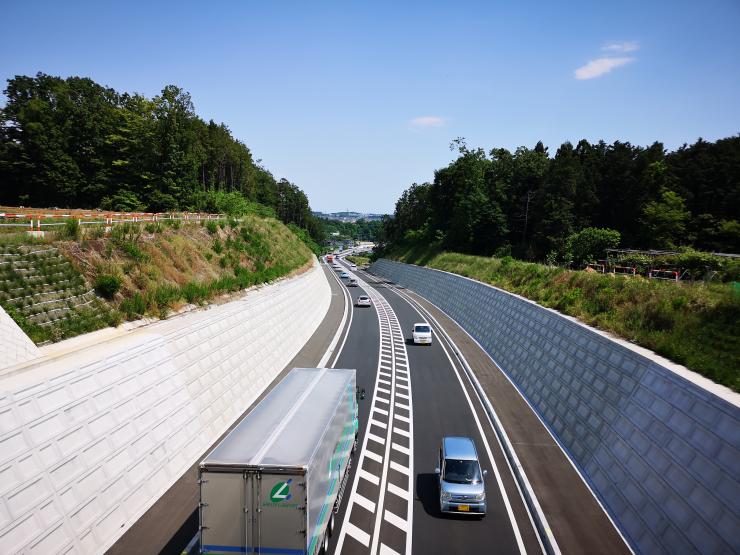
[440,491,451,500]
[474,492,486,501]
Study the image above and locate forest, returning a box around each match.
[380,136,740,263]
[0,73,323,242]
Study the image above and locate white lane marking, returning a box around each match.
[396,391,409,400]
[364,450,383,464]
[375,396,390,405]
[378,378,391,386]
[360,468,380,486]
[395,401,410,410]
[391,442,410,456]
[318,262,352,368]
[379,543,401,555]
[374,406,389,416]
[390,460,410,476]
[393,427,410,438]
[384,509,408,532]
[387,482,408,500]
[367,432,386,446]
[371,419,388,429]
[377,386,391,395]
[354,492,377,513]
[394,413,410,424]
[382,280,528,555]
[345,522,371,547]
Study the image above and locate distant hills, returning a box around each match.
[313,211,386,223]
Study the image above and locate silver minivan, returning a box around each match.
[436,436,487,516]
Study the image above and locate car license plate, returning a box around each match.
[458,505,470,512]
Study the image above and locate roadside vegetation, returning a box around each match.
[0,216,313,345]
[384,243,740,391]
[345,255,371,267]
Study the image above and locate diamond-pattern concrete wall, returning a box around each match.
[0,306,40,370]
[370,259,740,555]
[0,262,330,554]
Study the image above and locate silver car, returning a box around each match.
[436,436,487,516]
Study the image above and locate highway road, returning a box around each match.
[152,251,626,555]
[325,256,543,555]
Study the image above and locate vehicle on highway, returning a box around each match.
[340,271,349,278]
[326,254,334,263]
[199,368,359,555]
[350,264,357,270]
[348,278,358,287]
[412,322,433,345]
[356,295,371,307]
[436,436,487,516]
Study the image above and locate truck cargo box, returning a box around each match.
[199,368,358,555]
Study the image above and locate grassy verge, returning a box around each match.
[385,243,740,391]
[0,215,313,344]
[345,255,370,266]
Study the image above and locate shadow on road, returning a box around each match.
[416,473,441,517]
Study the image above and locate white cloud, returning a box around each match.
[574,57,635,80]
[602,41,639,53]
[409,116,446,129]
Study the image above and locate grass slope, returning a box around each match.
[0,216,313,344]
[385,243,740,391]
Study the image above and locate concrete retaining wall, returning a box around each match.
[0,262,330,554]
[0,306,40,368]
[370,259,739,555]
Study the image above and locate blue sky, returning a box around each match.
[1,1,739,214]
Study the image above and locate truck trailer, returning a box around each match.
[199,368,358,555]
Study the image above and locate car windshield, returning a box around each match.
[415,325,431,333]
[360,297,368,301]
[443,459,482,484]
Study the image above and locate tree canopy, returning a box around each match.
[0,73,320,241]
[381,137,740,260]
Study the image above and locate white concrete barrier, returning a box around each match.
[0,306,40,369]
[0,261,331,554]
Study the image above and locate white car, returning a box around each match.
[356,295,371,307]
[350,264,357,270]
[348,278,358,287]
[412,323,432,345]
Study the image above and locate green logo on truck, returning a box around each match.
[270,479,292,502]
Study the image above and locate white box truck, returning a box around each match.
[199,368,358,555]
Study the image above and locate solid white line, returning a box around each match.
[387,482,408,500]
[394,413,410,424]
[359,468,380,486]
[384,509,408,532]
[344,522,371,547]
[367,432,386,446]
[379,543,401,555]
[354,492,377,513]
[318,263,351,368]
[364,450,383,464]
[370,419,388,429]
[390,461,410,476]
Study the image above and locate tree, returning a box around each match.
[564,228,621,267]
[641,190,692,249]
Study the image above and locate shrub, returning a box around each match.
[205,220,218,234]
[94,274,123,299]
[120,292,148,318]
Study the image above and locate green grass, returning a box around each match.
[386,243,740,391]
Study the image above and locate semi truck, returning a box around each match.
[199,368,358,555]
